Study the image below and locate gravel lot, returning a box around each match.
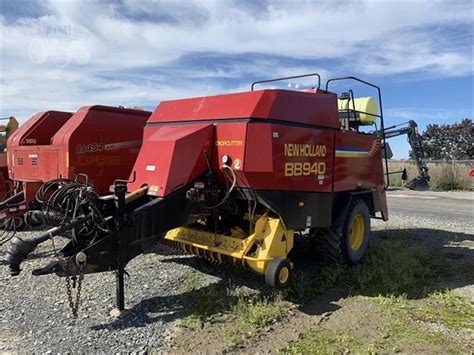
[0,190,472,352]
[0,237,208,353]
[384,189,474,232]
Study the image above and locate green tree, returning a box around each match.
[419,119,473,160]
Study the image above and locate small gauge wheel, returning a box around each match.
[265,258,292,289]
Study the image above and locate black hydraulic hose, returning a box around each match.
[198,165,236,210]
[0,191,24,210]
[4,214,88,276]
[0,218,16,246]
[4,177,112,275]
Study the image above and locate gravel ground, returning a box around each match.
[0,234,219,353]
[384,189,474,232]
[0,190,472,352]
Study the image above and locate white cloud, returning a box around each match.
[0,0,472,121]
[385,108,473,124]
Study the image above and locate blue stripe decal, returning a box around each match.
[335,146,365,152]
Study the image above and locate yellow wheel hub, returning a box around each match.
[278,266,289,284]
[349,214,365,251]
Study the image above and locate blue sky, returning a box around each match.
[0,0,472,158]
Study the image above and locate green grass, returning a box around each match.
[180,272,289,346]
[417,290,474,330]
[287,238,441,302]
[183,271,208,292]
[221,292,287,347]
[283,291,470,354]
[180,276,232,325]
[231,292,286,329]
[281,329,365,354]
[282,237,473,353]
[177,235,473,352]
[377,291,473,352]
[321,239,437,296]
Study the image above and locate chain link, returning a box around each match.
[65,265,84,318]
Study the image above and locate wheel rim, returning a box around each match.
[349,214,365,251]
[278,266,289,284]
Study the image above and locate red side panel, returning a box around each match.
[244,123,334,192]
[23,181,43,204]
[0,152,7,169]
[128,124,214,196]
[9,148,61,182]
[333,132,384,192]
[194,122,334,192]
[266,90,338,129]
[211,122,249,185]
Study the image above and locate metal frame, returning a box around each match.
[325,76,389,189]
[251,73,321,91]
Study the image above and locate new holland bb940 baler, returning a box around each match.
[5,74,390,314]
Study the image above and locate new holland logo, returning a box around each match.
[335,139,381,158]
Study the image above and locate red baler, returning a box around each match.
[1,106,150,233]
[5,74,390,315]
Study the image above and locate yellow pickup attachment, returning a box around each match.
[163,216,294,288]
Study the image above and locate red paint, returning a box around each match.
[6,87,388,222]
[8,111,72,147]
[128,87,387,220]
[127,124,214,196]
[151,89,339,129]
[333,132,384,192]
[8,106,150,200]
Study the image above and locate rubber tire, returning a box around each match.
[265,258,292,289]
[314,199,370,265]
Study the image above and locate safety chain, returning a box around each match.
[65,265,84,318]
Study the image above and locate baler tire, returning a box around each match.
[314,199,370,265]
[312,228,344,264]
[265,258,292,289]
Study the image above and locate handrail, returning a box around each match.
[251,73,321,91]
[325,76,389,190]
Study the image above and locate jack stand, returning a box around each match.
[110,267,127,317]
[116,267,125,311]
[111,183,127,316]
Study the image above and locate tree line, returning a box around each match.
[410,118,473,160]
